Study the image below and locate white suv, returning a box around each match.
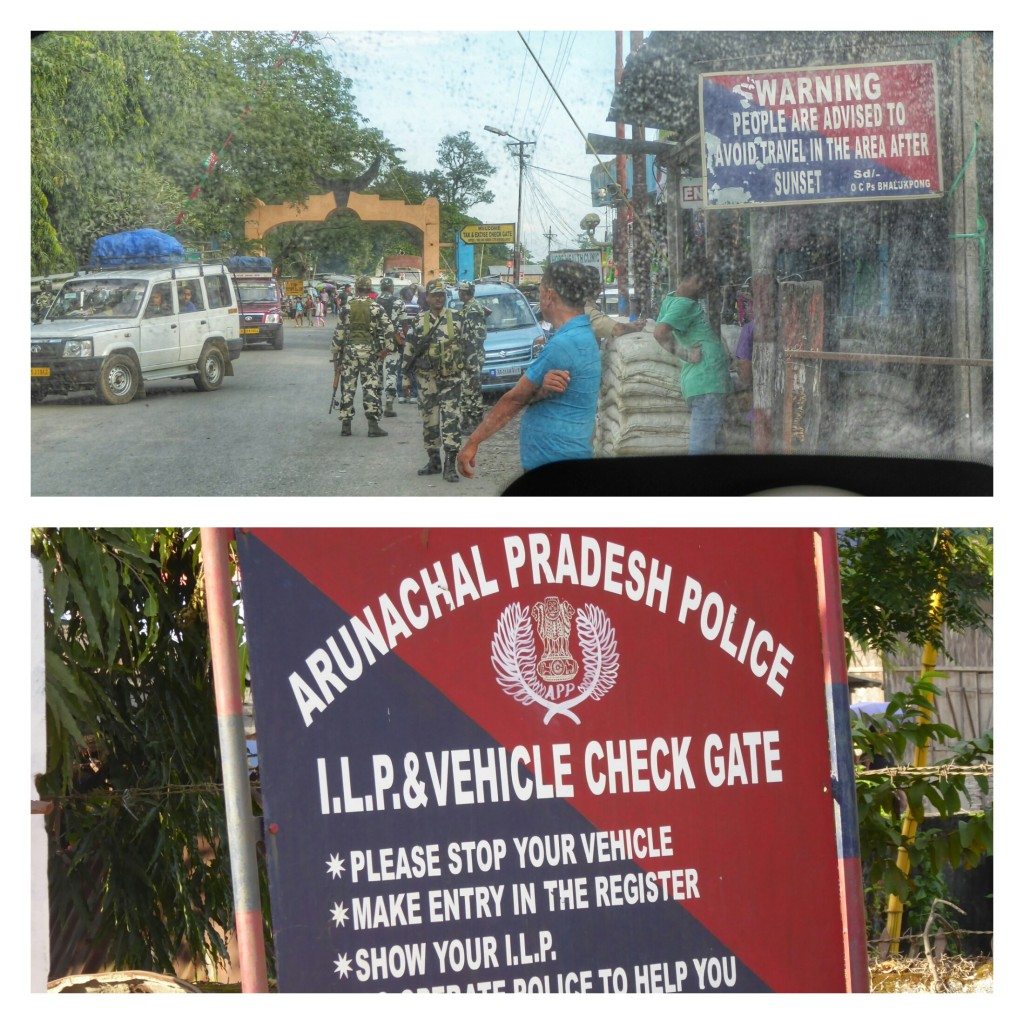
[31,264,243,404]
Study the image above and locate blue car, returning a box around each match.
[468,282,547,393]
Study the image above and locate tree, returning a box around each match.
[31,528,262,977]
[31,31,401,270]
[839,528,992,659]
[838,528,993,951]
[424,131,495,211]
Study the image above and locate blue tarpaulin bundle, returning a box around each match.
[88,229,185,269]
[225,255,273,273]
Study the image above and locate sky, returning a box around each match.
[322,31,622,265]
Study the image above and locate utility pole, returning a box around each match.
[614,33,630,315]
[630,31,649,319]
[544,225,555,261]
[484,125,535,286]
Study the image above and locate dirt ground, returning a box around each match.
[869,955,993,992]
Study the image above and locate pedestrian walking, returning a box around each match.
[332,275,395,438]
[404,278,469,483]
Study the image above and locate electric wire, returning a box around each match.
[531,165,592,203]
[516,31,659,250]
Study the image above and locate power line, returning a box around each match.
[532,166,591,203]
[531,164,590,182]
[516,30,659,250]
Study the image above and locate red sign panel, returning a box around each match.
[236,528,866,992]
[700,61,943,206]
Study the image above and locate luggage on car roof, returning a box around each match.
[88,229,185,270]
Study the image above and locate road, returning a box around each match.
[31,324,524,496]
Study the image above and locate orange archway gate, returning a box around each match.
[244,192,440,281]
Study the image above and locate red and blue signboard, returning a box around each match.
[236,528,867,992]
[700,61,943,207]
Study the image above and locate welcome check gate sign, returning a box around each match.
[236,528,867,993]
[700,61,943,207]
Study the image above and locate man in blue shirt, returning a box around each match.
[457,261,600,478]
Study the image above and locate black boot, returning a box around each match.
[367,418,388,437]
[443,452,460,483]
[339,419,351,436]
[417,453,442,475]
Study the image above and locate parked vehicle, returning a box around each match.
[471,282,547,393]
[31,263,243,405]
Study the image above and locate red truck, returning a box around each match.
[227,257,284,350]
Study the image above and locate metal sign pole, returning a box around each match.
[201,527,270,993]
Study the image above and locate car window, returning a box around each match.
[30,30,992,494]
[205,274,232,309]
[485,293,536,330]
[237,282,278,304]
[46,278,148,321]
[177,280,205,312]
[144,283,174,318]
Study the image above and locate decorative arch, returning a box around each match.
[244,192,440,281]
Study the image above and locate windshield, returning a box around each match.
[238,283,279,303]
[483,292,537,330]
[30,30,992,496]
[45,278,147,321]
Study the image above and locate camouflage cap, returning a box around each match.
[425,278,447,295]
[355,275,373,292]
[457,280,475,296]
[380,277,394,291]
[542,260,592,307]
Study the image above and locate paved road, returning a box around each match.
[31,325,524,496]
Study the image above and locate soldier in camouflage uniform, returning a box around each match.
[374,277,405,418]
[456,281,490,437]
[332,275,396,437]
[403,278,469,483]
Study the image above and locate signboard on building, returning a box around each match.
[679,178,705,209]
[283,278,305,298]
[236,528,865,993]
[550,249,603,271]
[700,61,942,207]
[460,223,516,245]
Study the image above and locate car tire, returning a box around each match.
[96,353,140,405]
[31,387,48,404]
[270,327,284,350]
[194,344,225,391]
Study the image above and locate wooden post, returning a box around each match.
[947,34,987,460]
[779,280,825,453]
[750,209,781,452]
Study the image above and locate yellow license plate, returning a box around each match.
[241,327,261,335]
[31,367,51,378]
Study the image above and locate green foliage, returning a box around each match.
[852,674,993,944]
[838,528,992,659]
[31,528,265,976]
[424,131,496,211]
[31,31,402,271]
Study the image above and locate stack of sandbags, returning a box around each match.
[594,327,690,458]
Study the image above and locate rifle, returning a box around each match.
[329,345,343,415]
[404,314,445,378]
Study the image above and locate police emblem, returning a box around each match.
[491,598,619,724]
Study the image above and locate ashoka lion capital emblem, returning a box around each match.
[491,598,619,724]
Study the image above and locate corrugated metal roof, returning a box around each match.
[607,31,987,134]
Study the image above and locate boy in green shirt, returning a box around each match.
[653,265,731,454]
